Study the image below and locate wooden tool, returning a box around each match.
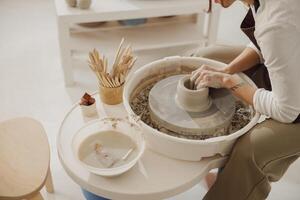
[88,38,136,89]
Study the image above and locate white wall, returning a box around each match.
[217,1,249,45]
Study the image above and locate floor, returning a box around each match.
[0,0,299,199]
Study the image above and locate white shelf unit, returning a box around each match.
[55,0,221,86]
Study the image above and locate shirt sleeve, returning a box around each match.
[253,89,297,123]
[252,22,300,123]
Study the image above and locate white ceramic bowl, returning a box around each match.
[72,118,145,176]
[123,56,260,161]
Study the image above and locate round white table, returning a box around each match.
[57,93,227,200]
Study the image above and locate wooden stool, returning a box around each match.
[0,117,54,200]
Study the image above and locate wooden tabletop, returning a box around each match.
[0,117,50,200]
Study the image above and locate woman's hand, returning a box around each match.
[190,65,233,89]
[193,64,230,74]
[190,65,257,105]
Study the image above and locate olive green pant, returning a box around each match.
[193,45,300,200]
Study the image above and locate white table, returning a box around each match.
[54,0,221,86]
[57,93,227,200]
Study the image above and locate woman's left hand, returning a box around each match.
[190,68,232,89]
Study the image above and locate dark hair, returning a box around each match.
[206,0,212,13]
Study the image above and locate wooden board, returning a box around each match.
[0,117,50,199]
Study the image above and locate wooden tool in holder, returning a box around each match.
[88,38,136,105]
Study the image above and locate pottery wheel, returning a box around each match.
[148,75,236,136]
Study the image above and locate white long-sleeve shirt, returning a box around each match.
[248,0,300,123]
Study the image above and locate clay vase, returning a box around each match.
[176,75,212,112]
[65,0,76,7]
[99,84,124,105]
[78,0,91,9]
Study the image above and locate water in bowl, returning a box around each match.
[78,131,137,168]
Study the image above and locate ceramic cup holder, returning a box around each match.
[99,84,124,105]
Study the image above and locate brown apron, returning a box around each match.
[240,2,300,123]
[240,2,272,91]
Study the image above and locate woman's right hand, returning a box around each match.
[191,64,230,76]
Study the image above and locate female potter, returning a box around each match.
[191,0,300,199]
